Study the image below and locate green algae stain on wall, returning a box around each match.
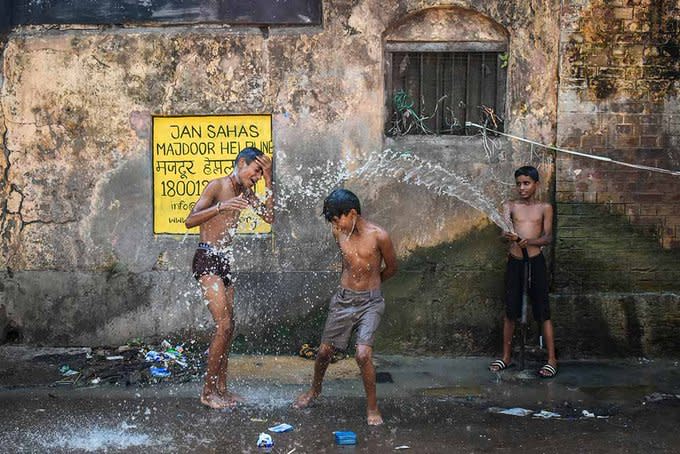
[555,202,680,293]
[553,202,680,357]
[376,224,508,355]
[226,224,510,356]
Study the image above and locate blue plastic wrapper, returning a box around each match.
[149,366,171,377]
[268,423,294,433]
[257,432,273,448]
[334,431,357,445]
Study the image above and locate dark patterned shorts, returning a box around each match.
[192,242,232,287]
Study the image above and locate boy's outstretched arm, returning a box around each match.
[378,230,398,282]
[501,201,518,241]
[527,203,554,247]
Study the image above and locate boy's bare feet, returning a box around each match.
[221,391,245,406]
[293,389,320,408]
[200,393,233,410]
[367,408,383,425]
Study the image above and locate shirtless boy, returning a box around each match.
[293,189,398,425]
[184,147,273,409]
[489,166,557,378]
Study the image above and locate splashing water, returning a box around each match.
[172,139,547,328]
[273,147,516,232]
[35,424,170,452]
[350,149,513,232]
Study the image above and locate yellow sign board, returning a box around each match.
[152,115,273,235]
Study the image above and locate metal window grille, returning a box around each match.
[388,52,506,136]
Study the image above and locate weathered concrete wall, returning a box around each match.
[0,0,563,351]
[0,0,678,356]
[551,0,680,357]
[0,33,12,342]
[557,0,680,248]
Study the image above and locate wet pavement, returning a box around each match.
[0,346,679,453]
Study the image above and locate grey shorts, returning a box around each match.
[320,287,385,351]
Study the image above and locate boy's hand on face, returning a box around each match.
[219,195,250,212]
[255,155,273,183]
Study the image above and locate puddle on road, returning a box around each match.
[422,385,483,398]
[579,384,657,402]
[37,425,169,452]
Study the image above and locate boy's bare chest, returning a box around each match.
[512,205,544,224]
[215,178,240,201]
[339,237,379,264]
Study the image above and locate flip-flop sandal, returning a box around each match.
[489,359,513,372]
[538,363,558,378]
[330,351,348,363]
[299,343,318,359]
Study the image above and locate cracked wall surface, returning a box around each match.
[556,0,680,290]
[0,0,677,356]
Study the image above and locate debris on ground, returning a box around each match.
[642,392,680,403]
[59,365,79,376]
[268,423,294,433]
[44,339,203,388]
[257,432,273,448]
[533,410,561,419]
[149,366,172,378]
[143,341,190,376]
[333,431,357,445]
[55,365,81,386]
[490,406,611,420]
[488,407,533,417]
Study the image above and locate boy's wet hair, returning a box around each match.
[236,147,264,165]
[322,189,361,222]
[514,166,540,182]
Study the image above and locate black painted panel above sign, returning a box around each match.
[10,0,322,26]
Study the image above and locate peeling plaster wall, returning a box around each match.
[0,1,562,350]
[0,0,677,356]
[557,0,680,247]
[556,0,680,287]
[0,34,9,342]
[551,0,680,356]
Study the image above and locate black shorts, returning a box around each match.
[505,252,550,322]
[192,243,232,287]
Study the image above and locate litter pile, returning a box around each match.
[488,407,610,420]
[54,339,203,387]
[253,425,359,450]
[143,340,189,378]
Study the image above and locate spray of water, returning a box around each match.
[169,138,547,344]
[271,144,527,234]
[350,149,513,232]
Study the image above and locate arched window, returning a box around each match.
[385,7,508,136]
